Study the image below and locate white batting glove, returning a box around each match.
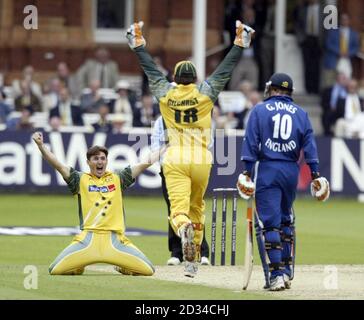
[126,21,146,50]
[236,173,255,200]
[234,20,255,48]
[311,177,330,202]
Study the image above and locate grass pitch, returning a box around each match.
[0,194,363,300]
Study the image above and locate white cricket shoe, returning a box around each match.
[180,223,196,262]
[167,257,181,266]
[283,274,291,289]
[268,276,285,291]
[200,256,210,265]
[184,261,198,278]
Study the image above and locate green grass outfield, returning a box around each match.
[0,194,363,300]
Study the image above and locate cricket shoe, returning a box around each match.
[180,223,196,262]
[267,276,285,291]
[184,261,198,278]
[167,257,182,266]
[200,256,210,266]
[283,274,291,289]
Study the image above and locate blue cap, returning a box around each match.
[268,73,294,92]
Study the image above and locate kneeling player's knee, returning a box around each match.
[49,266,84,276]
[135,265,155,276]
[144,268,154,276]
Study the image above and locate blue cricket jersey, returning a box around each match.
[241,95,319,173]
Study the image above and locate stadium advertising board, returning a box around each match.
[0,132,363,196]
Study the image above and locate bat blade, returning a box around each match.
[242,197,254,290]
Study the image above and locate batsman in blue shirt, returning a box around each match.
[237,73,330,291]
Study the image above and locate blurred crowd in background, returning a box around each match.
[0,0,363,139]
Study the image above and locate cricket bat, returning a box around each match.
[242,197,254,290]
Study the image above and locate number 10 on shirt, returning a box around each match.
[272,114,292,140]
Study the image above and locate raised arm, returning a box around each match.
[126,21,172,100]
[130,145,166,178]
[116,145,167,191]
[32,132,71,181]
[200,21,255,102]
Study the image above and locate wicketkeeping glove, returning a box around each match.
[126,21,146,50]
[236,172,255,200]
[234,20,255,48]
[311,176,330,202]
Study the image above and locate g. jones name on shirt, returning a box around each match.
[266,102,297,114]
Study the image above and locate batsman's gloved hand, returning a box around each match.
[126,21,146,50]
[234,20,255,48]
[236,172,255,200]
[311,176,330,202]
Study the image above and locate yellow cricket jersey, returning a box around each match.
[66,167,134,232]
[159,84,213,150]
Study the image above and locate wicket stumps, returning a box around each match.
[211,188,238,266]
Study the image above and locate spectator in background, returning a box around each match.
[320,72,348,136]
[358,78,364,100]
[239,79,254,98]
[6,106,34,131]
[235,90,262,130]
[42,78,62,113]
[294,0,322,94]
[48,116,62,132]
[224,0,243,48]
[113,80,134,128]
[92,103,113,133]
[14,80,42,112]
[229,6,259,90]
[77,47,120,90]
[55,62,79,98]
[142,56,172,95]
[0,88,12,124]
[334,79,364,138]
[252,0,269,91]
[216,80,255,130]
[80,79,105,113]
[243,90,261,127]
[12,65,42,100]
[111,114,127,134]
[323,13,360,88]
[49,87,84,126]
[259,0,276,90]
[133,94,160,128]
